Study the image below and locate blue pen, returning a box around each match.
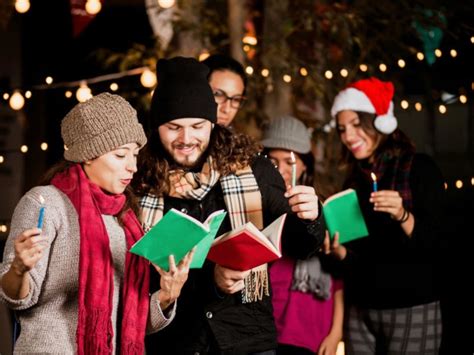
[37,195,45,229]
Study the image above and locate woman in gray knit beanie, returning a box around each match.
[261,115,344,355]
[0,93,193,354]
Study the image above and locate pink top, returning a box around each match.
[269,256,343,352]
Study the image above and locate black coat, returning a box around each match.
[145,155,324,355]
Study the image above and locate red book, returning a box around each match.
[207,213,287,271]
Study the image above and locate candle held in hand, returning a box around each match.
[370,172,378,192]
[37,195,45,229]
[290,151,297,188]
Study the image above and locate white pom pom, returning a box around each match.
[374,114,397,134]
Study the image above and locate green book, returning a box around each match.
[322,188,369,244]
[130,208,226,271]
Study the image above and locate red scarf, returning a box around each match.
[51,164,149,355]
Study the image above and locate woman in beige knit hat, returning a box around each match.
[0,93,193,354]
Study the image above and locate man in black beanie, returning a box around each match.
[134,56,324,355]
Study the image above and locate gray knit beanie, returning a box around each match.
[261,115,311,154]
[61,93,147,162]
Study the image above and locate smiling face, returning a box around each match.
[158,118,213,168]
[336,110,382,161]
[208,70,245,127]
[83,143,140,194]
[268,149,307,187]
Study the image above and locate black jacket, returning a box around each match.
[145,155,324,355]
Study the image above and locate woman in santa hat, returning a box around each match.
[324,77,444,354]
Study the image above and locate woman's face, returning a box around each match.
[84,143,140,194]
[336,110,380,161]
[268,149,306,187]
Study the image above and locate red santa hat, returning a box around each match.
[330,77,398,134]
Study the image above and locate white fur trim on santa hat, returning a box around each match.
[331,88,398,134]
[330,87,375,118]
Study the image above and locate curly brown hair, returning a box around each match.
[133,125,262,196]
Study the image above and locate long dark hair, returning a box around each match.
[39,160,139,221]
[336,111,415,180]
[202,54,247,94]
[133,124,261,196]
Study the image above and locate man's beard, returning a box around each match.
[165,142,210,170]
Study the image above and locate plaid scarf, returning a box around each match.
[52,164,149,355]
[357,147,415,210]
[139,156,268,303]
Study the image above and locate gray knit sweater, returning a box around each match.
[0,186,175,354]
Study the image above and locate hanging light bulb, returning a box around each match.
[283,75,292,83]
[245,66,254,75]
[379,63,387,72]
[109,83,119,91]
[15,0,30,13]
[324,70,333,79]
[261,68,270,77]
[20,145,28,153]
[45,76,53,85]
[9,91,25,111]
[85,0,102,15]
[0,155,4,164]
[299,67,308,76]
[340,69,348,77]
[140,69,157,88]
[76,82,92,102]
[158,0,176,9]
[398,59,406,68]
[359,64,368,72]
[25,90,32,99]
[199,51,210,62]
[65,90,73,98]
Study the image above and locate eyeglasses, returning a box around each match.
[213,89,247,109]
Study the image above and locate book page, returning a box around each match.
[323,188,355,205]
[261,213,286,256]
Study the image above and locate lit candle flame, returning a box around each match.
[370,172,377,182]
[38,194,45,204]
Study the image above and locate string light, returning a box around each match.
[471,36,474,44]
[9,91,25,111]
[435,49,442,58]
[45,76,53,85]
[417,52,425,61]
[15,0,30,13]
[444,182,448,190]
[109,83,119,91]
[359,64,368,72]
[0,224,7,233]
[450,49,457,58]
[65,90,73,98]
[379,63,387,72]
[242,35,257,46]
[20,145,28,153]
[283,74,292,83]
[398,59,406,68]
[471,177,474,186]
[3,93,9,100]
[400,100,409,109]
[438,104,447,114]
[76,82,92,103]
[243,45,250,52]
[455,180,463,189]
[299,67,308,76]
[415,102,422,111]
[324,70,333,79]
[0,156,4,164]
[245,66,254,75]
[40,142,48,151]
[198,51,210,61]
[340,69,348,77]
[25,90,32,99]
[459,95,467,104]
[158,0,176,8]
[85,0,102,15]
[261,68,270,77]
[140,68,157,88]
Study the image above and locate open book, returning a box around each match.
[207,213,287,271]
[322,188,368,244]
[130,208,226,271]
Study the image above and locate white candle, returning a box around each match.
[290,151,296,187]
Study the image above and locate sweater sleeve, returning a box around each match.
[147,290,177,334]
[407,153,446,250]
[0,187,58,310]
[252,155,325,260]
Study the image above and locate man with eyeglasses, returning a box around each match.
[203,54,247,128]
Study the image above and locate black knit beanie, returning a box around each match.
[150,56,217,128]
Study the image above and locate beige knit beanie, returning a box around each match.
[61,93,147,162]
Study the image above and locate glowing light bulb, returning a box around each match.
[109,83,119,91]
[324,70,333,79]
[40,142,48,151]
[242,35,257,46]
[0,155,4,164]
[299,67,308,76]
[15,0,30,13]
[9,91,25,111]
[415,102,422,111]
[261,69,269,77]
[450,49,457,57]
[417,52,424,61]
[455,180,463,189]
[45,76,53,85]
[283,75,291,83]
[359,64,368,72]
[400,100,409,110]
[340,69,348,77]
[76,83,92,102]
[65,90,73,98]
[438,104,447,114]
[158,0,175,8]
[20,145,28,153]
[245,66,254,75]
[398,59,406,68]
[379,63,387,72]
[435,49,442,58]
[3,93,9,100]
[459,95,467,104]
[25,90,32,99]
[199,51,210,61]
[85,0,101,15]
[140,69,157,88]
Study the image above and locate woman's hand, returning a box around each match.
[318,333,341,355]
[322,231,347,260]
[285,185,319,221]
[152,248,195,310]
[11,228,46,276]
[370,190,405,220]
